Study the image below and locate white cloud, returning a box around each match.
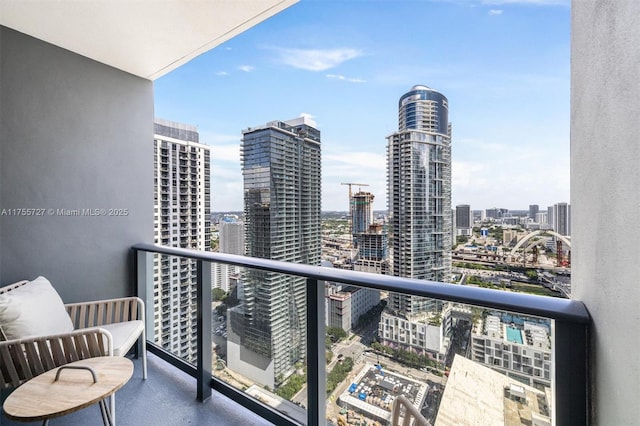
[271,47,363,71]
[452,151,569,210]
[238,65,254,72]
[216,71,228,76]
[326,74,366,83]
[300,112,315,120]
[488,9,504,15]
[210,144,241,162]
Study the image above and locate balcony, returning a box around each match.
[0,1,639,425]
[2,352,273,426]
[129,244,588,425]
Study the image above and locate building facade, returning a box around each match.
[352,192,388,275]
[455,204,471,229]
[471,313,551,390]
[455,204,471,236]
[227,116,321,389]
[386,85,452,317]
[153,118,211,363]
[552,202,571,236]
[213,220,244,292]
[326,284,381,333]
[351,191,375,234]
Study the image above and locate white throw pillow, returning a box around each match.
[0,276,74,340]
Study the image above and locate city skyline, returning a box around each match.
[154,0,570,211]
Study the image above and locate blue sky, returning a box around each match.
[154,0,570,212]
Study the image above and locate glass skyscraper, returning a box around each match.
[227,116,321,389]
[387,85,452,316]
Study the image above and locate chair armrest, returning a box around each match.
[0,328,113,391]
[65,297,145,330]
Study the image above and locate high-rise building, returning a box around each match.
[219,220,244,254]
[536,212,549,227]
[380,85,452,357]
[547,206,554,229]
[553,202,571,236]
[351,191,374,234]
[386,85,452,314]
[456,204,471,236]
[213,220,244,292]
[456,204,471,228]
[352,191,388,275]
[227,116,321,389]
[529,204,539,220]
[153,118,210,363]
[486,207,508,220]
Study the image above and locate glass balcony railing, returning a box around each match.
[134,243,588,426]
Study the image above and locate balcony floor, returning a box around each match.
[1,352,275,426]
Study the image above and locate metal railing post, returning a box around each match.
[553,319,588,424]
[197,260,212,401]
[307,278,326,426]
[136,249,155,341]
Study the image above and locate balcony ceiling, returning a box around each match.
[0,0,298,80]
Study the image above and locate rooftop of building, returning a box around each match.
[435,355,551,426]
[338,363,429,425]
[477,314,551,351]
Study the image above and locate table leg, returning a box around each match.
[110,394,116,426]
[99,399,113,426]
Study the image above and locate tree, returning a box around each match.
[456,235,469,245]
[212,288,227,301]
[215,304,227,316]
[326,357,354,395]
[327,326,347,343]
[326,350,333,364]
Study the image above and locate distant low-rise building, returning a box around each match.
[471,313,551,390]
[378,310,446,359]
[326,284,380,333]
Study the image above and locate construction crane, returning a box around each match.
[341,183,370,246]
[341,182,370,200]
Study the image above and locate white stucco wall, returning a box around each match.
[571,1,640,423]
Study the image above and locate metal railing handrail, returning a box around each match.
[134,243,589,425]
[133,243,589,323]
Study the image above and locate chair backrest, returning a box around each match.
[0,280,29,295]
[0,329,110,390]
[0,281,29,341]
[391,394,429,426]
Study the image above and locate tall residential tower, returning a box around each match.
[153,118,211,363]
[380,85,452,357]
[387,85,452,314]
[227,116,321,389]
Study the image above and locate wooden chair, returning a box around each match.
[0,278,147,423]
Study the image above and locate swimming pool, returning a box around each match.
[506,326,523,344]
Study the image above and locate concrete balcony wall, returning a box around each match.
[0,26,153,302]
[571,1,640,423]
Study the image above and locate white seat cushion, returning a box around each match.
[0,276,74,340]
[99,320,144,356]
